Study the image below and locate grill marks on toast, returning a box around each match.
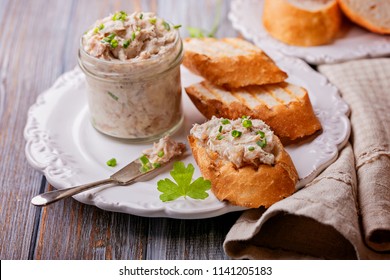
[198,81,303,110]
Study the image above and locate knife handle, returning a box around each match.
[31,178,114,206]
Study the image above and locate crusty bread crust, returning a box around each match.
[185,81,322,143]
[188,135,298,208]
[263,0,342,46]
[338,0,390,34]
[183,38,287,88]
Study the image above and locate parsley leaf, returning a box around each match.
[157,162,211,202]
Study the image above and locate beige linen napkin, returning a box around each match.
[224,58,390,259]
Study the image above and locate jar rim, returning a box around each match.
[79,28,181,66]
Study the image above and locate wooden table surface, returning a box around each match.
[0,0,246,260]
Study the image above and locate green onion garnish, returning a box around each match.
[174,24,182,29]
[149,18,157,24]
[257,138,267,148]
[162,21,171,31]
[103,33,116,42]
[99,23,104,30]
[112,11,127,21]
[231,130,242,138]
[110,39,118,48]
[141,165,150,173]
[107,91,119,101]
[137,26,141,31]
[106,158,117,167]
[93,27,99,34]
[123,39,130,49]
[140,155,150,165]
[218,126,222,133]
[153,163,161,169]
[139,13,143,19]
[216,134,224,140]
[241,115,248,119]
[242,119,252,128]
[257,130,265,138]
[248,146,255,151]
[131,32,136,41]
[221,119,230,125]
[157,150,164,158]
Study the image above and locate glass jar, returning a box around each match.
[78,28,183,142]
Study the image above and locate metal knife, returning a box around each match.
[31,157,164,207]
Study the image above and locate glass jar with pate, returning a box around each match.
[78,11,184,142]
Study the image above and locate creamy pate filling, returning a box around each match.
[190,117,275,168]
[82,11,177,61]
[143,136,186,165]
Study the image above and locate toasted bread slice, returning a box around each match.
[185,81,322,143]
[183,38,288,88]
[188,134,298,208]
[338,0,390,34]
[263,0,342,46]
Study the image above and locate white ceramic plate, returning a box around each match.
[229,0,390,64]
[25,57,350,219]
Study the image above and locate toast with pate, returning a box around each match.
[185,81,322,143]
[183,37,288,88]
[188,117,298,208]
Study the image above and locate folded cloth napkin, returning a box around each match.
[224,58,390,259]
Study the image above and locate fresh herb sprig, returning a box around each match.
[157,162,211,202]
[187,0,222,38]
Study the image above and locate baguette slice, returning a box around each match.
[183,38,288,88]
[185,81,322,143]
[188,134,298,208]
[263,0,342,46]
[338,0,390,34]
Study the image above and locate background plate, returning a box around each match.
[25,56,350,219]
[229,0,390,65]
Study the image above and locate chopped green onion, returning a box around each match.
[242,119,252,128]
[248,146,255,151]
[153,162,161,169]
[123,39,130,49]
[218,126,222,133]
[106,158,117,167]
[241,115,248,119]
[231,130,242,138]
[257,130,265,138]
[107,91,119,101]
[131,32,136,41]
[112,11,127,21]
[162,21,171,31]
[257,138,267,148]
[98,23,105,30]
[141,165,151,173]
[221,119,230,125]
[140,155,150,165]
[139,13,143,19]
[216,134,224,140]
[110,39,118,48]
[137,26,141,31]
[149,18,157,24]
[93,27,99,34]
[103,33,116,42]
[174,24,182,29]
[157,150,165,158]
